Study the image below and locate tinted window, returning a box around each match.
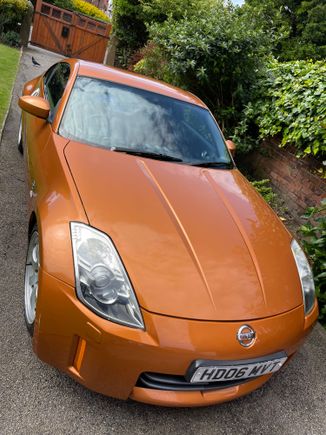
[60,77,231,165]
[43,64,56,86]
[44,63,70,115]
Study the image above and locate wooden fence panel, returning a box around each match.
[30,0,111,63]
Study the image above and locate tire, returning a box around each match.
[24,225,39,336]
[18,116,23,155]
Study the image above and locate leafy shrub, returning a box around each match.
[140,0,202,23]
[135,1,269,132]
[112,0,148,67]
[112,0,148,68]
[0,0,29,46]
[242,0,326,61]
[234,60,326,158]
[112,0,203,68]
[300,200,326,326]
[0,30,20,47]
[50,0,73,9]
[46,0,110,22]
[71,0,109,22]
[0,0,28,24]
[250,179,278,208]
[133,42,171,81]
[231,102,260,155]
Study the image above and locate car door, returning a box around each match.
[24,62,70,202]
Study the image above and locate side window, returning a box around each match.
[44,63,70,120]
[43,64,57,87]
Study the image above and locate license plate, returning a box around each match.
[189,353,288,384]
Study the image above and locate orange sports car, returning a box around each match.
[18,59,318,407]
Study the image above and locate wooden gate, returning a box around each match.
[31,0,111,63]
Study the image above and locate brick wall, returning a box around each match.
[242,140,325,223]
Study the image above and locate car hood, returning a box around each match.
[65,141,302,321]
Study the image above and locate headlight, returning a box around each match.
[71,222,144,329]
[291,239,315,315]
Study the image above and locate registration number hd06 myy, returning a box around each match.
[189,354,288,384]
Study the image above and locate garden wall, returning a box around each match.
[243,140,325,223]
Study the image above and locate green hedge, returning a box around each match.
[71,0,110,22]
[134,1,268,132]
[250,179,278,208]
[112,0,148,67]
[0,0,29,46]
[233,60,326,158]
[47,0,110,22]
[300,200,326,327]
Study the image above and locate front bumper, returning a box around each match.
[34,270,318,407]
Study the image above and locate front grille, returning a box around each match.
[137,372,253,392]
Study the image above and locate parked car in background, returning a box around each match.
[18,59,318,407]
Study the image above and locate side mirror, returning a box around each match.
[19,96,50,119]
[225,139,236,157]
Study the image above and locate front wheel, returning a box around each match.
[24,226,39,336]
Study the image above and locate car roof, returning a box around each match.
[74,59,207,108]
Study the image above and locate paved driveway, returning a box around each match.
[0,46,326,435]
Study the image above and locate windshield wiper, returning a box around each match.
[189,161,234,169]
[110,147,183,162]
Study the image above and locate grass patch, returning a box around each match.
[0,44,20,129]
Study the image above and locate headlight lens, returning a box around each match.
[291,239,315,315]
[71,222,144,329]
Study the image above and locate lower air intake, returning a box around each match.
[137,372,252,392]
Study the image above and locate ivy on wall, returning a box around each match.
[233,60,326,158]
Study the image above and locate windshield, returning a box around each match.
[60,77,232,166]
